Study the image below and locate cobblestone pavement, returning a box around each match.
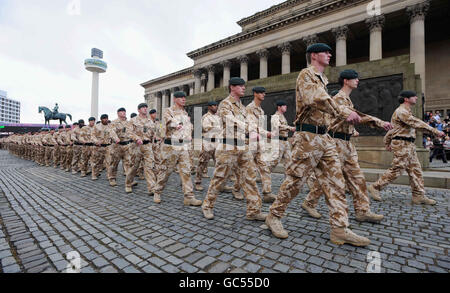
[0,150,448,273]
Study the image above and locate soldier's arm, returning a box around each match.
[127,121,140,141]
[219,104,247,131]
[398,110,441,136]
[202,115,214,133]
[70,130,77,141]
[298,72,353,120]
[109,124,120,142]
[164,110,179,130]
[383,129,394,149]
[91,127,100,144]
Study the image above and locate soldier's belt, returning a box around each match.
[74,142,83,146]
[142,140,152,145]
[99,144,111,147]
[221,138,245,146]
[202,137,217,142]
[84,143,94,146]
[296,123,327,135]
[164,139,190,145]
[276,136,289,141]
[45,144,54,147]
[328,131,352,141]
[118,140,133,146]
[393,136,415,143]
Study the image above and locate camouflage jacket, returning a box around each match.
[328,89,385,134]
[294,65,352,127]
[127,115,155,142]
[202,111,221,139]
[218,95,255,140]
[78,125,95,144]
[384,104,440,146]
[271,111,291,138]
[162,105,192,141]
[109,118,132,142]
[246,101,270,137]
[92,123,112,145]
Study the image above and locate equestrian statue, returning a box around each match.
[38,103,72,126]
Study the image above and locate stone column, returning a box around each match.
[189,83,194,96]
[302,34,319,48]
[278,42,292,75]
[366,14,385,61]
[194,69,202,94]
[156,92,162,119]
[161,90,169,112]
[200,74,206,93]
[238,55,249,81]
[332,25,348,66]
[407,1,430,94]
[206,65,216,91]
[221,60,231,86]
[256,49,269,79]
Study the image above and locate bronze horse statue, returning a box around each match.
[38,106,72,126]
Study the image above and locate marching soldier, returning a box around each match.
[302,69,391,223]
[79,117,96,177]
[244,86,276,203]
[368,90,445,205]
[71,121,83,174]
[265,43,370,246]
[52,126,63,168]
[125,103,156,194]
[43,129,57,167]
[91,114,112,180]
[201,77,267,221]
[107,108,133,187]
[153,91,202,206]
[194,101,221,191]
[149,109,163,182]
[269,100,296,171]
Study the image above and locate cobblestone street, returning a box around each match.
[0,150,448,273]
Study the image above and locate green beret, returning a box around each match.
[174,91,186,98]
[340,69,359,80]
[252,86,266,93]
[58,125,64,129]
[130,113,137,118]
[306,43,332,53]
[229,77,245,86]
[138,103,148,109]
[149,109,157,114]
[88,117,96,122]
[117,107,126,112]
[399,90,417,98]
[276,100,287,107]
[330,90,340,97]
[78,119,85,124]
[207,101,218,106]
[100,114,108,120]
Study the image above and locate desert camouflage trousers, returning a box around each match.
[126,144,155,192]
[270,132,349,228]
[304,139,370,214]
[52,146,61,167]
[91,146,107,177]
[154,144,194,199]
[59,146,73,170]
[44,146,53,166]
[194,149,215,185]
[372,140,426,199]
[107,144,133,180]
[203,147,262,217]
[269,140,292,171]
[79,146,93,173]
[152,142,163,180]
[71,145,82,172]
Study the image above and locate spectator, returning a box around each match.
[429,118,436,128]
[444,136,450,161]
[434,111,441,122]
[430,136,448,163]
[444,115,450,124]
[424,111,431,122]
[436,121,444,132]
[425,137,433,150]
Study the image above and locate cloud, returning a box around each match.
[0,0,284,124]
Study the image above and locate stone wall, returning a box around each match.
[186,55,428,169]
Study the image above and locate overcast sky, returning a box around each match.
[0,0,285,124]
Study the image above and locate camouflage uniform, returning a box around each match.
[43,132,57,166]
[91,123,112,178]
[78,125,95,176]
[371,103,441,201]
[107,118,134,182]
[125,115,156,192]
[152,119,163,180]
[194,110,221,187]
[202,95,263,218]
[303,89,386,215]
[269,65,354,229]
[57,129,72,171]
[153,105,197,202]
[52,131,61,167]
[269,110,292,170]
[71,126,82,173]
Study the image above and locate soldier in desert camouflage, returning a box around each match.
[368,90,445,205]
[79,117,96,177]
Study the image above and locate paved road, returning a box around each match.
[0,150,448,273]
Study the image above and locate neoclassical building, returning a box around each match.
[142,0,449,118]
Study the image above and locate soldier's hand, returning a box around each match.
[137,139,143,145]
[115,139,120,144]
[385,145,392,152]
[267,132,272,139]
[382,122,393,131]
[346,111,362,124]
[176,125,183,130]
[353,130,360,137]
[290,127,296,132]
